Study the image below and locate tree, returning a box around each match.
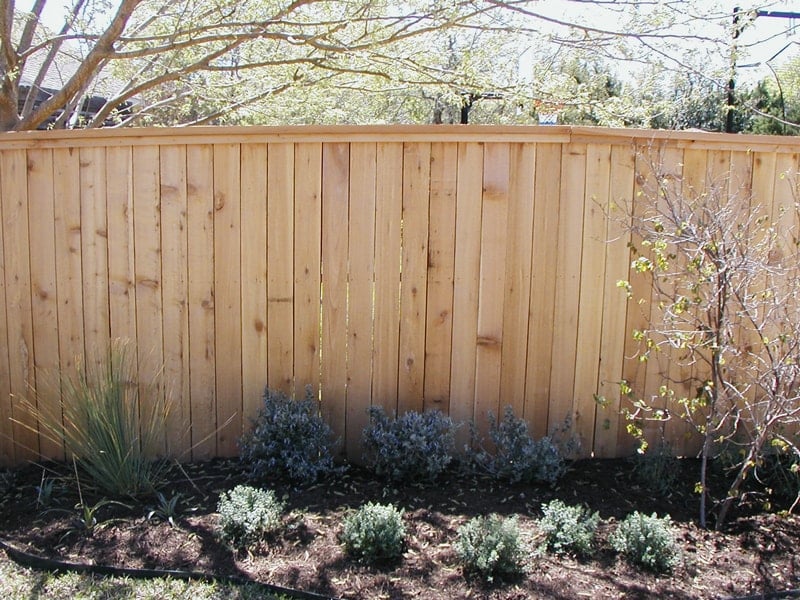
[2,0,531,130]
[616,146,800,529]
[2,0,780,131]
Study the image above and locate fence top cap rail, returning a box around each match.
[1,124,800,151]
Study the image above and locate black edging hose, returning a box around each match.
[0,538,339,600]
[724,593,800,600]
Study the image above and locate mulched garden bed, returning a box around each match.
[1,457,798,599]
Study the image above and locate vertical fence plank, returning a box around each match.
[572,143,611,454]
[267,143,295,396]
[240,143,268,428]
[525,143,561,438]
[52,148,84,460]
[617,145,657,456]
[372,143,403,414]
[398,142,430,415]
[293,143,322,396]
[0,154,12,466]
[213,144,243,457]
[187,145,217,460]
[424,142,458,414]
[548,143,586,441]
[106,147,136,341]
[1,149,38,462]
[27,148,63,460]
[321,143,349,446]
[160,145,191,458]
[499,143,535,419]
[450,142,484,444]
[132,145,165,454]
[473,143,510,434]
[594,145,634,457]
[80,147,110,367]
[347,143,377,456]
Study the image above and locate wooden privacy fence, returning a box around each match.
[1,125,799,467]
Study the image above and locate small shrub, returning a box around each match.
[455,514,526,581]
[609,511,679,573]
[340,502,406,562]
[217,484,285,549]
[361,407,456,482]
[0,469,16,507]
[630,442,680,496]
[239,386,339,485]
[20,339,170,498]
[471,406,566,485]
[538,499,599,557]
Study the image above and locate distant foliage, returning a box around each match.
[538,500,600,557]
[454,514,526,581]
[239,386,339,485]
[361,407,456,482]
[470,406,566,485]
[217,485,285,549]
[609,512,679,573]
[340,502,406,562]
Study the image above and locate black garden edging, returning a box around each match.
[0,538,339,600]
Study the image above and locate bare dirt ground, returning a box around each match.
[1,457,798,599]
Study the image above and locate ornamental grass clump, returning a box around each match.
[455,514,526,582]
[609,511,680,573]
[471,406,566,485]
[239,385,339,485]
[361,407,456,483]
[340,502,406,562]
[20,339,170,498]
[538,499,600,557]
[217,484,285,549]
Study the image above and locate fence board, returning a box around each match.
[398,142,430,414]
[213,144,243,457]
[423,142,457,414]
[321,143,349,445]
[160,145,191,458]
[450,143,484,445]
[1,149,37,462]
[347,143,377,455]
[27,148,63,460]
[0,154,11,465]
[549,144,587,443]
[372,143,403,415]
[52,148,84,459]
[186,145,217,460]
[499,143,535,419]
[132,145,165,454]
[525,143,561,438]
[106,146,136,340]
[573,143,611,454]
[293,143,322,396]
[240,143,268,427]
[267,144,295,397]
[2,127,800,466]
[594,145,634,457]
[474,143,510,434]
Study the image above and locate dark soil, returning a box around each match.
[1,457,798,599]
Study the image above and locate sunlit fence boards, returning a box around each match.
[1,125,798,466]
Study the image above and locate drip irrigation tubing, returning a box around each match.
[0,537,339,600]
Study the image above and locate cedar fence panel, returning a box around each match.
[1,125,799,466]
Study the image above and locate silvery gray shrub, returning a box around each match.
[361,406,456,482]
[239,385,340,485]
